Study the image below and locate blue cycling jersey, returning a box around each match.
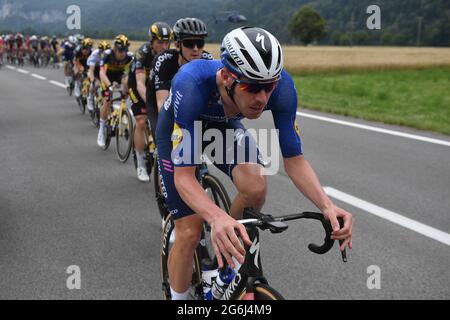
[158,59,303,164]
[61,41,75,61]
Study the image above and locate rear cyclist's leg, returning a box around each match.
[87,67,96,112]
[73,66,82,98]
[97,80,112,147]
[130,86,150,182]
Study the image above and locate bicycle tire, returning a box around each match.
[92,97,101,128]
[116,108,133,163]
[103,124,112,151]
[237,283,285,300]
[78,97,86,115]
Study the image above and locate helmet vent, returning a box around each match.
[241,49,260,73]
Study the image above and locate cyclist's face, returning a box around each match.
[179,38,204,60]
[114,48,127,60]
[222,70,277,119]
[152,39,170,55]
[235,85,275,119]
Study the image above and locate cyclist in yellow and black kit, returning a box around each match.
[128,22,173,182]
[73,38,93,101]
[97,34,133,148]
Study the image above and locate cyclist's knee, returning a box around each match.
[233,164,267,206]
[135,116,147,129]
[174,216,203,250]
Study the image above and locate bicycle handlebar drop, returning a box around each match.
[240,208,347,263]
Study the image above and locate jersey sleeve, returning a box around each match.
[153,54,173,91]
[99,49,111,67]
[87,51,97,67]
[270,71,303,158]
[169,72,208,167]
[133,45,147,73]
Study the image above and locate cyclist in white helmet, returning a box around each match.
[156,26,354,300]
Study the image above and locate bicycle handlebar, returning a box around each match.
[108,84,126,102]
[240,208,347,263]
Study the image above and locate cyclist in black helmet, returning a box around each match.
[97,34,133,148]
[147,17,213,138]
[129,22,173,182]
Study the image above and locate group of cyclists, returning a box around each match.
[0,33,60,68]
[2,18,354,300]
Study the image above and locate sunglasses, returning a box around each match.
[234,78,279,94]
[115,46,128,53]
[182,38,205,49]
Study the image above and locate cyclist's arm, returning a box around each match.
[284,156,333,213]
[283,156,353,250]
[88,65,95,83]
[136,71,147,104]
[272,71,353,249]
[151,52,172,112]
[156,90,169,111]
[99,50,112,87]
[100,66,111,87]
[86,53,96,83]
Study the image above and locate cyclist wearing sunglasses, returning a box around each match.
[128,22,173,182]
[146,18,213,139]
[155,27,354,300]
[97,34,133,148]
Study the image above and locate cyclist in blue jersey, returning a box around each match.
[61,36,77,89]
[156,27,354,300]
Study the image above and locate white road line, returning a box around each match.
[6,65,16,70]
[324,187,450,246]
[49,80,67,89]
[298,112,450,147]
[17,68,29,74]
[31,73,47,80]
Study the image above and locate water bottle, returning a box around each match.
[211,266,236,300]
[201,261,218,301]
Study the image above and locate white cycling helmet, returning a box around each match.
[221,27,284,82]
[68,36,77,44]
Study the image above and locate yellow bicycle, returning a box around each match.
[101,87,133,162]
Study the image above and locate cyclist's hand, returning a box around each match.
[111,81,120,89]
[210,213,252,269]
[323,206,354,251]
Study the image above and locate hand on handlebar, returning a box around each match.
[323,205,354,251]
[210,212,252,269]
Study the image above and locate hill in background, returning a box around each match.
[0,0,448,46]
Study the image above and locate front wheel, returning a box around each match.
[78,97,86,115]
[92,97,101,128]
[116,107,133,163]
[238,283,285,300]
[103,124,112,151]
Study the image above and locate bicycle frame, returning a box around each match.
[108,90,128,135]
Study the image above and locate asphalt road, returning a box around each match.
[0,64,449,300]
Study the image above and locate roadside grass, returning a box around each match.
[294,67,450,135]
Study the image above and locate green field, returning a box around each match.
[294,68,450,135]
